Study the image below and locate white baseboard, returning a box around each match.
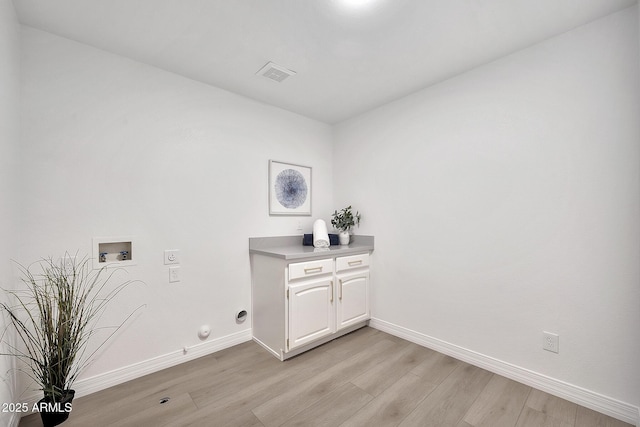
[369,318,639,427]
[18,329,252,416]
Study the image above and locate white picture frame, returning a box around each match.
[269,160,312,216]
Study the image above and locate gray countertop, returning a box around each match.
[249,235,374,260]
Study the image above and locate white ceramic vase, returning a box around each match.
[339,231,350,245]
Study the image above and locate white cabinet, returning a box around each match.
[251,251,371,360]
[287,277,335,350]
[335,253,370,331]
[335,252,370,272]
[336,272,369,330]
[289,258,333,281]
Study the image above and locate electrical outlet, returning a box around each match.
[60,256,76,272]
[169,266,181,283]
[543,332,559,353]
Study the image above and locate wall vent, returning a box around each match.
[256,61,296,82]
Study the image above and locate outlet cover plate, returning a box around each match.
[169,266,181,283]
[59,256,77,272]
[543,332,559,353]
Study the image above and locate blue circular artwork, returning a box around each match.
[275,169,308,209]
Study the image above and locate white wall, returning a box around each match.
[334,5,640,412]
[11,2,640,423]
[0,0,20,425]
[19,26,333,387]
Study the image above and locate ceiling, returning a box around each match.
[13,0,638,124]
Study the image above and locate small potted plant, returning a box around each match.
[0,254,141,426]
[331,205,361,245]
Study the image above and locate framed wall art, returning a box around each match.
[269,160,312,216]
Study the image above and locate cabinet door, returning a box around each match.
[288,278,335,350]
[336,271,369,330]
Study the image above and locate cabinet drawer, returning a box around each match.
[336,253,369,272]
[289,258,334,281]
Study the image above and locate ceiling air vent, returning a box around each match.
[256,61,296,83]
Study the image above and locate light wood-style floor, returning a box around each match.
[19,327,632,427]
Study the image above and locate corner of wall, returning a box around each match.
[0,0,21,425]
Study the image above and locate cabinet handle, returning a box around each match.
[348,260,362,266]
[304,266,323,274]
[330,281,334,302]
[339,279,343,300]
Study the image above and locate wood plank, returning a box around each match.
[320,327,395,359]
[183,409,265,427]
[575,406,634,427]
[251,338,398,427]
[342,372,437,427]
[182,408,265,427]
[398,363,493,427]
[411,351,461,385]
[188,350,293,408]
[97,392,197,427]
[178,345,339,424]
[66,341,266,424]
[22,392,198,427]
[524,389,577,426]
[462,375,531,427]
[351,342,434,396]
[281,382,373,427]
[515,406,574,427]
[103,348,272,424]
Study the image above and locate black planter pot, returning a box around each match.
[38,390,75,427]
